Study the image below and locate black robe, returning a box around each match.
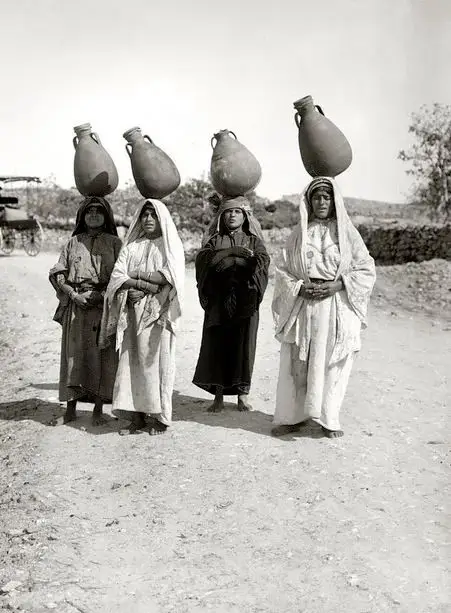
[193,229,270,396]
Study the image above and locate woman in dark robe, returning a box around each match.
[193,195,270,412]
[49,197,122,425]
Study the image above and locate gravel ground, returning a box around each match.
[0,251,449,613]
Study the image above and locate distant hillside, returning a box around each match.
[282,194,427,222]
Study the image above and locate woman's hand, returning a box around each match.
[315,280,343,298]
[234,256,249,268]
[299,280,343,300]
[216,256,235,273]
[86,290,104,305]
[231,246,254,258]
[124,278,160,294]
[72,293,89,309]
[128,269,143,280]
[127,289,146,304]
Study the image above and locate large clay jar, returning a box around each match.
[123,127,181,199]
[73,123,119,197]
[293,96,352,177]
[210,129,261,197]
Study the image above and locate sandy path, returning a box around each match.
[0,252,449,613]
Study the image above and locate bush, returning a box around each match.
[357,222,451,264]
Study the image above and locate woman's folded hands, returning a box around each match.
[299,280,344,300]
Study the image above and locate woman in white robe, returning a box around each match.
[100,199,184,435]
[271,177,376,438]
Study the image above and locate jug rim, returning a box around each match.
[73,123,92,134]
[123,126,142,140]
[293,95,314,109]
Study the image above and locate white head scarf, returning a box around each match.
[272,177,376,340]
[100,199,185,348]
[121,199,185,317]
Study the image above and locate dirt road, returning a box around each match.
[0,252,449,613]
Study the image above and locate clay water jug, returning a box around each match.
[210,130,261,197]
[123,127,181,199]
[293,96,352,177]
[73,123,119,197]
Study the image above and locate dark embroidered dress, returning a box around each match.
[193,226,269,396]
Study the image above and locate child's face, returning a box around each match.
[84,205,105,229]
[223,208,244,231]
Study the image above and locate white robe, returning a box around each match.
[100,200,185,427]
[272,179,376,432]
[111,238,175,425]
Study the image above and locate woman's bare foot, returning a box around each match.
[63,400,77,424]
[92,411,107,426]
[237,394,252,411]
[92,400,106,426]
[207,399,224,413]
[207,391,224,413]
[148,418,168,436]
[118,413,146,435]
[271,422,307,437]
[321,426,344,438]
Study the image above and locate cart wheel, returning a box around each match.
[0,228,16,254]
[22,223,43,256]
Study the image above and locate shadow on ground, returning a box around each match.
[172,391,323,440]
[30,382,59,391]
[0,397,118,435]
[0,390,323,440]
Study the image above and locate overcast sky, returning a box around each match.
[1,0,449,202]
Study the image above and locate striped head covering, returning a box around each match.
[305,177,334,204]
[202,194,264,245]
[304,177,335,221]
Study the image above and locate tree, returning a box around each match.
[399,103,451,219]
[164,177,214,231]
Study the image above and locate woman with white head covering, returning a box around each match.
[271,177,376,438]
[100,199,184,435]
[193,195,270,413]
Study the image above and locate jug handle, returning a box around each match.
[210,130,237,149]
[125,143,132,158]
[90,132,102,145]
[144,135,154,144]
[72,136,78,149]
[294,112,301,128]
[315,105,325,116]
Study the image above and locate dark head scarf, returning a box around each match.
[72,196,118,237]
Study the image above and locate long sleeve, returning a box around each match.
[272,245,305,334]
[341,226,376,326]
[249,237,270,305]
[195,240,217,310]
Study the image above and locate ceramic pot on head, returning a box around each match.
[210,129,262,197]
[123,127,181,199]
[73,123,119,197]
[293,96,352,177]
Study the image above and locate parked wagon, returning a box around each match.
[0,176,44,256]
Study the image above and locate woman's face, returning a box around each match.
[310,188,335,219]
[140,205,161,238]
[84,204,105,229]
[223,208,244,231]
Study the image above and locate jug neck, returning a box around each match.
[123,126,143,143]
[73,123,92,138]
[214,129,231,140]
[293,96,315,114]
